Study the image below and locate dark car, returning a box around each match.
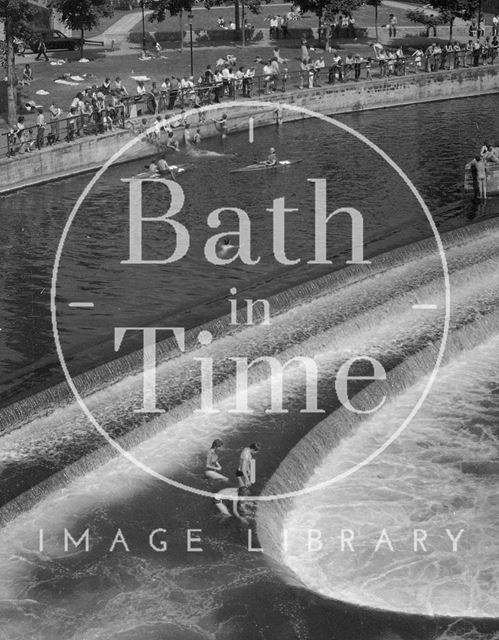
[29,30,81,53]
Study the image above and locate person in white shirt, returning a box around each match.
[493,14,499,36]
[135,80,147,107]
[270,16,278,38]
[412,48,423,72]
[243,66,254,96]
[313,56,325,85]
[235,66,244,93]
[112,76,128,96]
[262,61,272,92]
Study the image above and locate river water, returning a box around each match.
[0,95,498,640]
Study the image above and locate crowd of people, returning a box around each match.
[5,51,290,155]
[7,74,131,155]
[5,22,499,156]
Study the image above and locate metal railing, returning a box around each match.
[2,50,497,157]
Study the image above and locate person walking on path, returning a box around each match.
[36,37,49,61]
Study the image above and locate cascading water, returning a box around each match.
[258,315,499,617]
[2,218,498,512]
[1,219,498,516]
[0,219,498,639]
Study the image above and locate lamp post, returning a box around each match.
[188,12,194,77]
[241,0,245,47]
[141,0,146,54]
[477,0,482,40]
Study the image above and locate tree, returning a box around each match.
[0,0,33,125]
[146,0,194,23]
[426,0,478,40]
[205,0,268,32]
[49,0,114,57]
[295,0,363,35]
[365,0,382,41]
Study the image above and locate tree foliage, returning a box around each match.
[49,0,114,38]
[407,0,478,37]
[406,8,446,27]
[205,0,269,16]
[427,0,478,23]
[146,0,266,21]
[0,0,33,39]
[146,0,194,21]
[294,0,363,18]
[0,0,33,124]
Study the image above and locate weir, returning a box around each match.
[256,316,499,618]
[0,219,498,522]
[0,220,498,638]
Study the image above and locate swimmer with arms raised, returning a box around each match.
[205,439,229,482]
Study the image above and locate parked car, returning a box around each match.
[28,30,81,53]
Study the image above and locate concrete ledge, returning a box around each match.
[1,65,498,194]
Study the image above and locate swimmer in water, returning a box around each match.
[166,130,179,151]
[212,486,253,524]
[192,127,201,145]
[216,237,237,259]
[148,160,158,174]
[205,439,229,482]
[214,113,228,139]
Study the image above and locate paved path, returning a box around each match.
[99,10,153,41]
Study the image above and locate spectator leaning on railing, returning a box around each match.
[4,39,499,158]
